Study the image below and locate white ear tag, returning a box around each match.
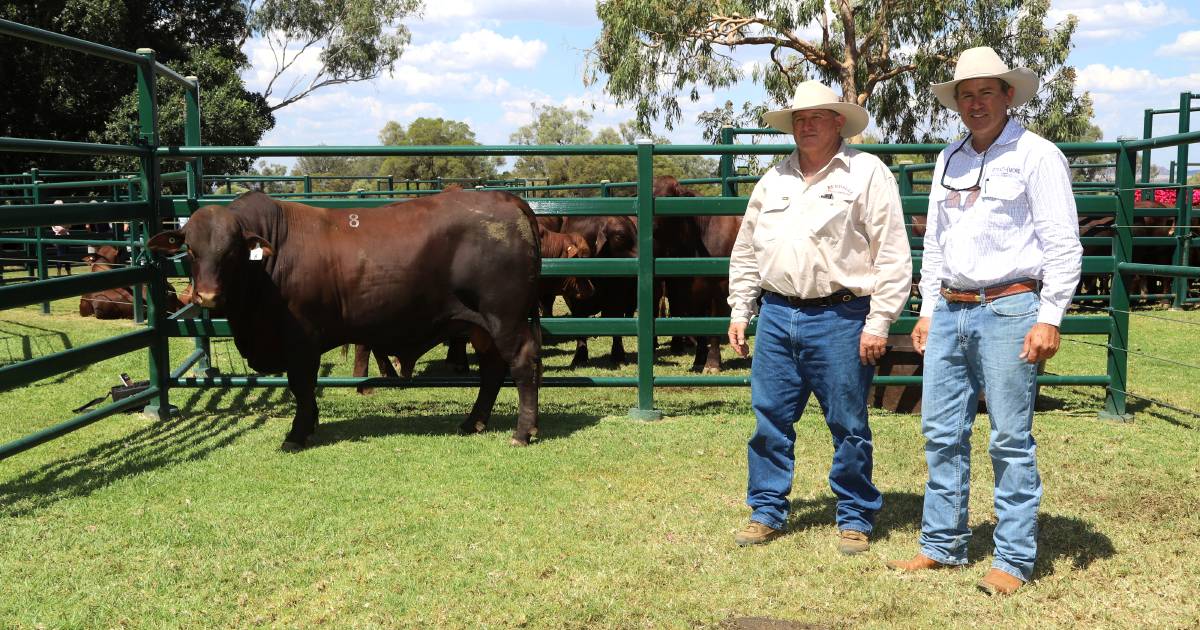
[249,244,264,261]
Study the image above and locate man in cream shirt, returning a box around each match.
[727,81,912,554]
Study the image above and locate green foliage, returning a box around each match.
[289,149,363,193]
[587,0,1094,144]
[509,105,718,196]
[91,46,274,177]
[0,0,422,175]
[0,0,256,174]
[374,118,502,185]
[246,0,423,111]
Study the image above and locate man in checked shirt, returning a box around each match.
[726,81,912,555]
[887,47,1082,596]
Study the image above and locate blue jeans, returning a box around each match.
[919,292,1042,581]
[746,293,879,533]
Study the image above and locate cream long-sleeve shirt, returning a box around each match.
[918,120,1082,326]
[727,144,913,338]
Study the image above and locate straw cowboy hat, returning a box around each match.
[931,46,1039,112]
[762,80,869,138]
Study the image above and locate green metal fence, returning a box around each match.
[2,18,1199,461]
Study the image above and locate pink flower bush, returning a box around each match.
[1133,187,1200,205]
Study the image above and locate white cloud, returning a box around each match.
[423,1,596,27]
[1156,29,1200,56]
[403,30,547,71]
[1076,63,1200,92]
[1047,1,1181,39]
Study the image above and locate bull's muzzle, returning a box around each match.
[194,291,219,308]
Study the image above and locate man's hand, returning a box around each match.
[1020,322,1060,363]
[728,321,750,358]
[860,332,888,365]
[911,316,931,356]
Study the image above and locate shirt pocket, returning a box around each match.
[982,176,1027,230]
[753,195,792,247]
[803,196,853,238]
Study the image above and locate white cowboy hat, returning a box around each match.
[931,46,1039,112]
[761,80,869,138]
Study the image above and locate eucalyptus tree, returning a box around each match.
[587,0,1093,143]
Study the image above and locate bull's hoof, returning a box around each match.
[702,366,721,375]
[356,386,375,396]
[280,440,306,452]
[457,419,487,435]
[510,437,531,447]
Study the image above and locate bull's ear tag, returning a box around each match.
[249,244,264,261]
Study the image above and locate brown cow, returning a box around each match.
[537,224,595,312]
[559,214,639,366]
[148,190,542,450]
[78,246,186,319]
[651,176,742,373]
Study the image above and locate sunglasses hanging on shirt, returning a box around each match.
[941,135,991,210]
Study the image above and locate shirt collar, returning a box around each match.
[784,142,851,175]
[959,118,1024,156]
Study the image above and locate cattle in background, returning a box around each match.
[79,245,184,319]
[537,221,595,312]
[651,176,742,373]
[149,190,542,449]
[559,214,639,366]
[1076,200,1178,304]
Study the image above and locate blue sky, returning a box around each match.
[242,1,1200,175]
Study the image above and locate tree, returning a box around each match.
[509,105,718,196]
[242,0,423,112]
[586,0,1093,144]
[0,0,421,174]
[291,149,358,192]
[375,118,502,186]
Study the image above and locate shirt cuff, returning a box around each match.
[730,304,756,323]
[1037,303,1065,327]
[919,299,937,318]
[863,316,892,339]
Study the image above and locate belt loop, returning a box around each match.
[978,287,987,303]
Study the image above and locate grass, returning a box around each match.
[0,298,1198,628]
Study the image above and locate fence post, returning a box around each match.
[630,139,662,421]
[719,125,735,197]
[1141,108,1153,185]
[136,48,173,420]
[600,179,611,198]
[30,169,50,313]
[1171,92,1192,309]
[1102,144,1135,421]
[182,74,214,375]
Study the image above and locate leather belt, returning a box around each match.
[940,279,1039,304]
[764,289,857,308]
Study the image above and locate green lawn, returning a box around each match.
[1,299,1197,629]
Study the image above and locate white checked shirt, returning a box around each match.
[919,119,1082,326]
[728,144,913,338]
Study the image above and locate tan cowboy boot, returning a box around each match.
[977,568,1024,595]
[886,553,951,572]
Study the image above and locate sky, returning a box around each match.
[240,0,1200,176]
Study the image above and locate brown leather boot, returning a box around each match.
[837,530,870,555]
[734,521,783,546]
[886,553,951,572]
[977,568,1024,595]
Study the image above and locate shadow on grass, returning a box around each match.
[785,493,1115,578]
[0,386,290,520]
[310,408,603,448]
[0,319,88,383]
